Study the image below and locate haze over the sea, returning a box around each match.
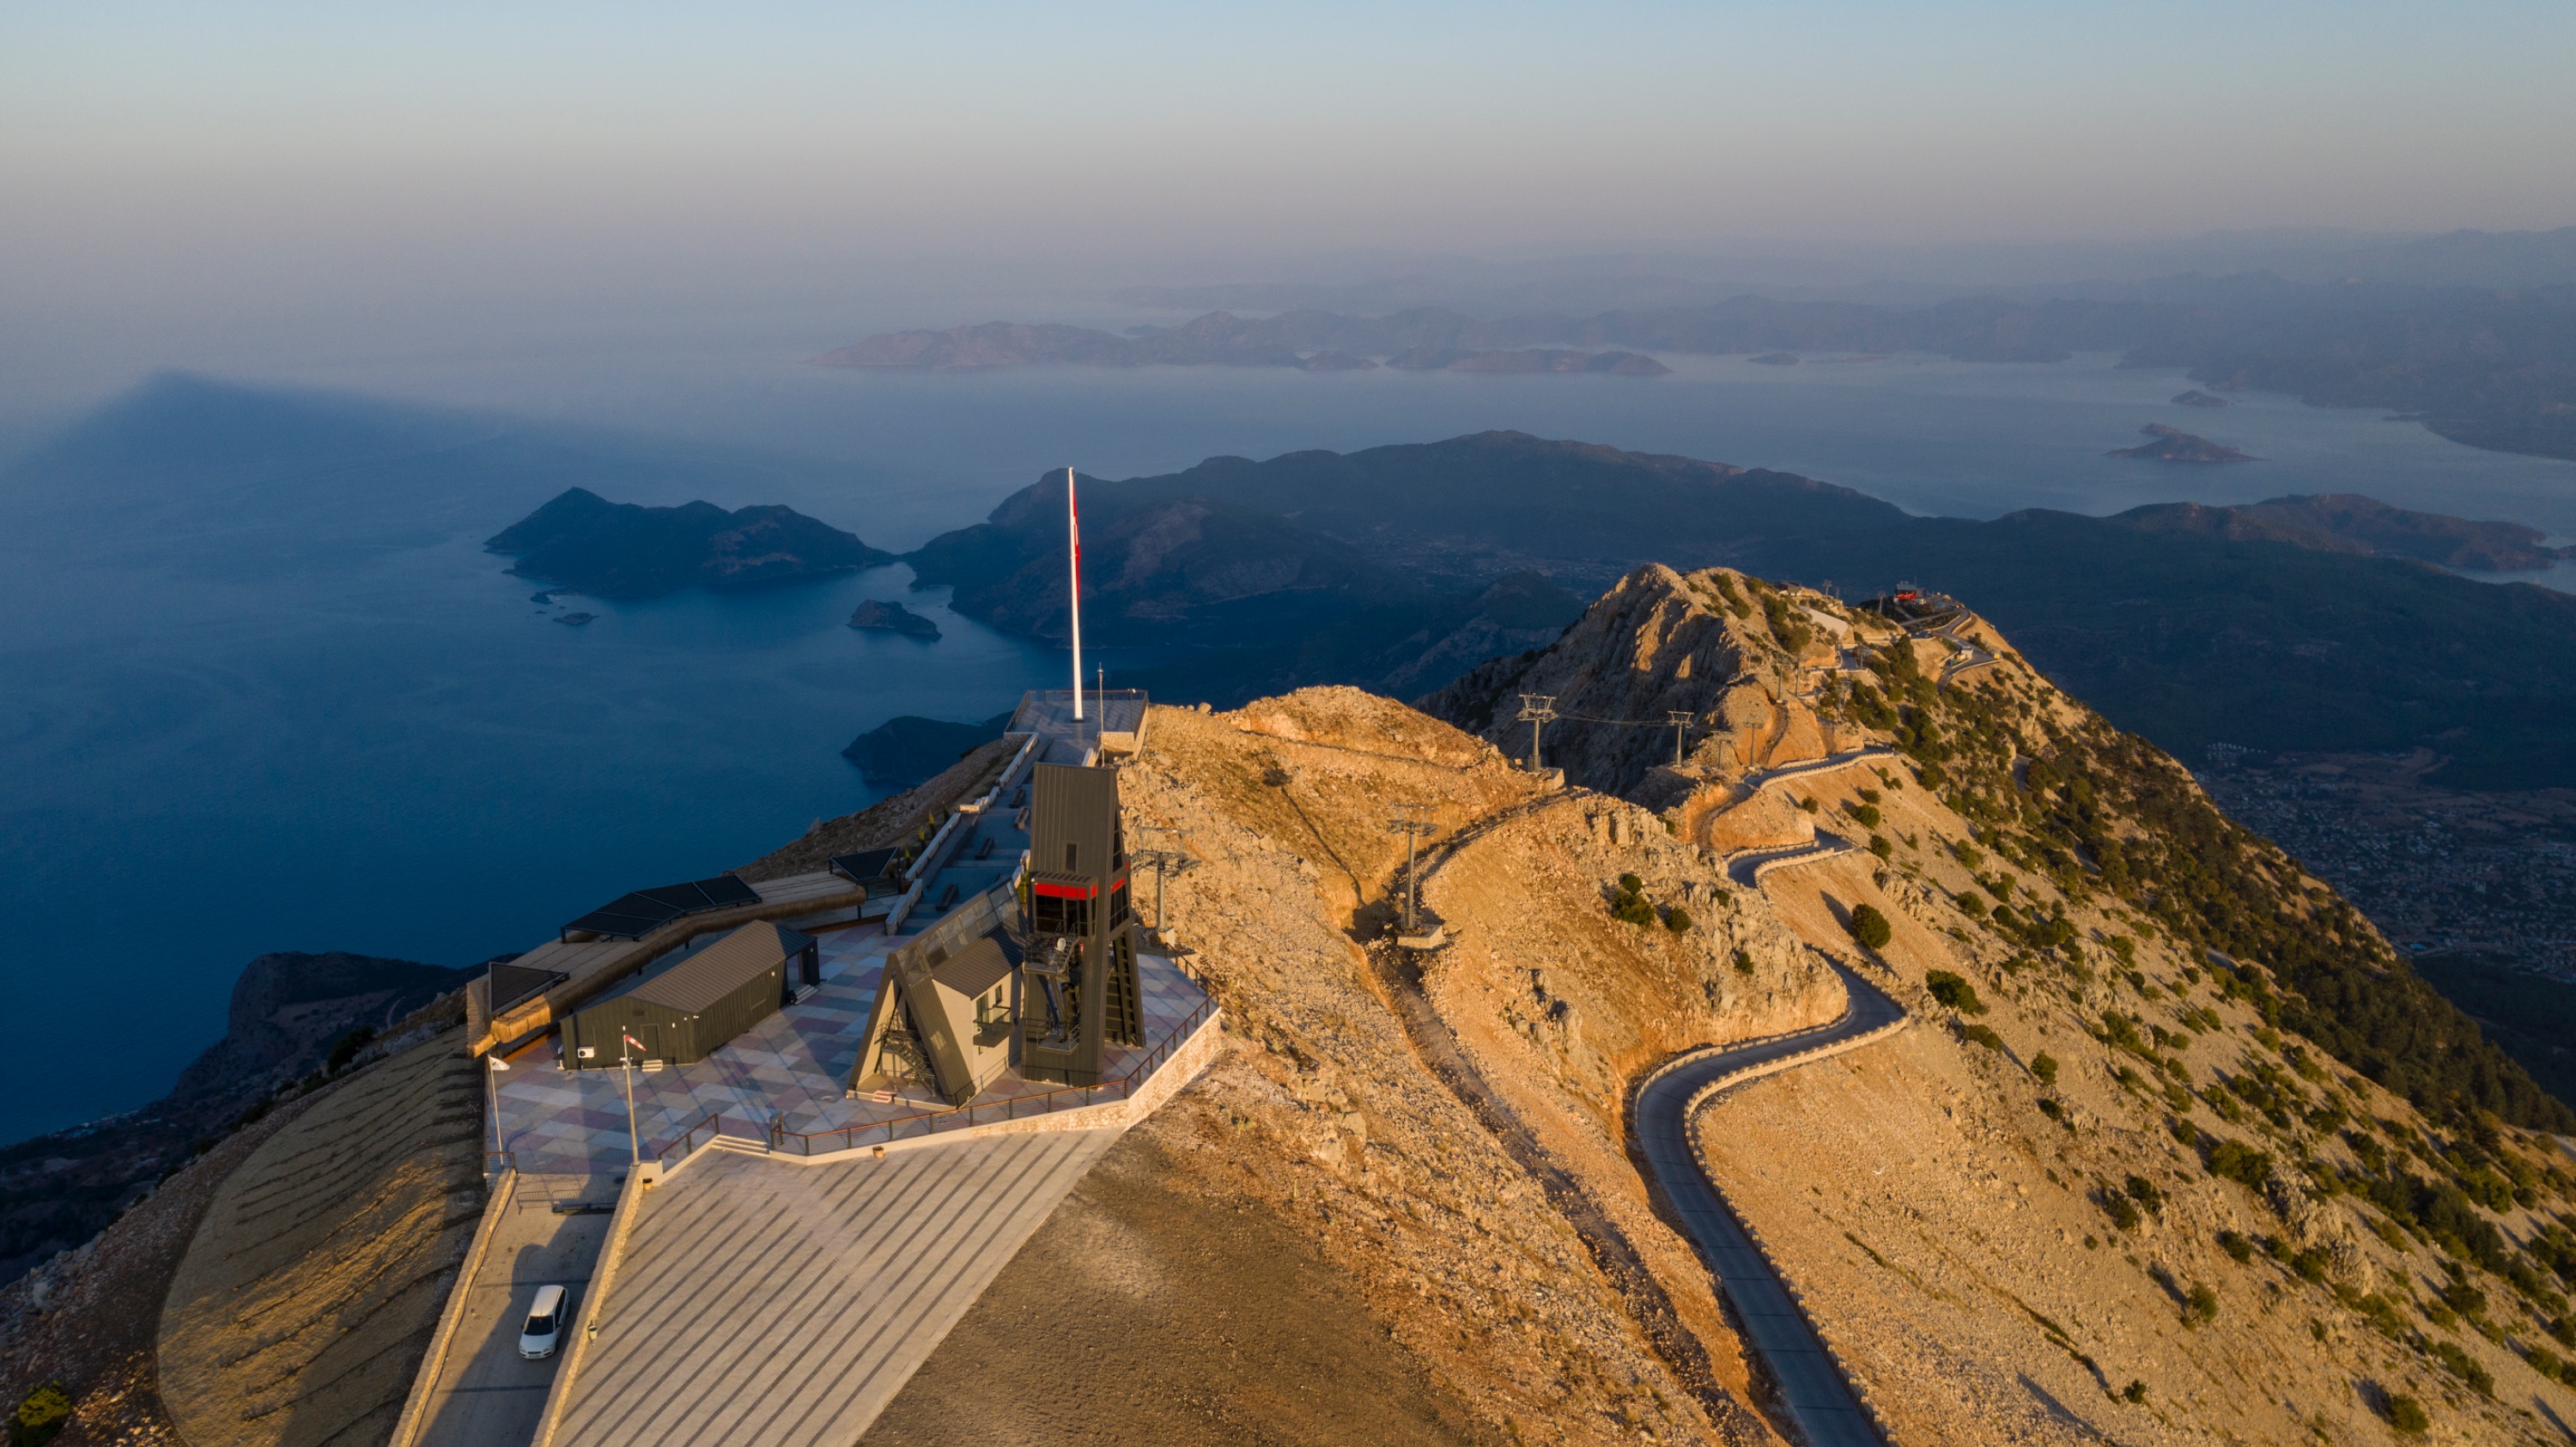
[3,0,2573,1141]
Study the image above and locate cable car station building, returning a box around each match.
[849,760,1147,1105]
[428,483,1229,1447]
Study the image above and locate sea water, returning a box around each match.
[0,349,2569,1140]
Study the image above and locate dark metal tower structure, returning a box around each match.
[1516,694,1558,771]
[1021,761,1142,1085]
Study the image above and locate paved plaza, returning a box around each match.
[493,922,1210,1173]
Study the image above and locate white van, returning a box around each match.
[519,1284,569,1359]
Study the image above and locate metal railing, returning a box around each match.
[652,994,1215,1166]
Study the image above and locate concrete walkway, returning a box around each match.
[1633,964,1908,1447]
[550,1129,1119,1447]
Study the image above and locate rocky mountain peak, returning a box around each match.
[1420,563,1883,806]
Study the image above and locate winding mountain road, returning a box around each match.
[1633,961,1909,1447]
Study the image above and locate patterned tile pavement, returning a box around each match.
[494,921,1212,1175]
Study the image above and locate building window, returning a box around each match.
[1033,892,1091,936]
[1064,842,1078,872]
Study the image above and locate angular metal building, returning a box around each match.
[1021,762,1142,1085]
[848,915,1023,1107]
[558,921,814,1070]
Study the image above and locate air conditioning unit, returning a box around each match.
[577,1046,596,1059]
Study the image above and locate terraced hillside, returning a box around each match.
[157,1035,483,1447]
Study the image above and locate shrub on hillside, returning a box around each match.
[2124,1175,2164,1213]
[1846,904,1893,950]
[2206,1138,2273,1190]
[1609,873,1656,926]
[12,1385,70,1446]
[2384,1393,2430,1435]
[1925,970,1984,1013]
[2030,1052,2058,1084]
[1663,905,1692,933]
[2184,1282,2218,1326]
[2429,1339,2494,1396]
[1847,802,1881,830]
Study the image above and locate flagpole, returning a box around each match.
[1067,465,1084,722]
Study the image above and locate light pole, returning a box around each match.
[618,1031,644,1166]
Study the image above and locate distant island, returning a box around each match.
[819,281,2576,461]
[809,312,1664,377]
[2108,423,2257,463]
[848,599,940,639]
[487,487,890,599]
[1392,346,1667,375]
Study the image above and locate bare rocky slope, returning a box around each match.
[890,566,2576,1445]
[1428,565,2576,1443]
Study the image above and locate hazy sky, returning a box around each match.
[5,0,2575,411]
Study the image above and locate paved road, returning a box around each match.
[1633,964,1907,1447]
[412,1170,620,1447]
[1724,828,1855,888]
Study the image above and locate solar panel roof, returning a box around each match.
[488,962,568,1013]
[562,873,763,939]
[829,849,902,894]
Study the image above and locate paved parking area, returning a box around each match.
[410,1170,619,1447]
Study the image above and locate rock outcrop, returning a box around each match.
[1421,564,1878,808]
